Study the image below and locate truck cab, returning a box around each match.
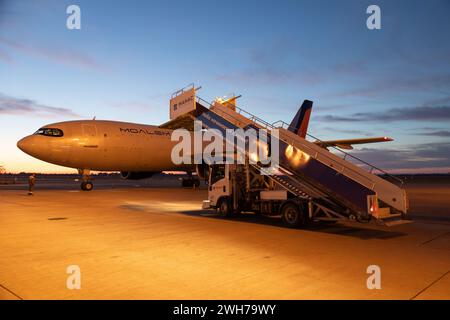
[203,163,311,227]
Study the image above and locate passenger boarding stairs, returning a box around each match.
[163,85,408,225]
[195,98,408,225]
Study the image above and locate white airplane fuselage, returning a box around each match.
[17,120,184,172]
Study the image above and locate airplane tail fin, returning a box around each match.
[288,100,313,138]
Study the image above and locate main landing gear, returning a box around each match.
[181,171,200,188]
[78,169,94,191]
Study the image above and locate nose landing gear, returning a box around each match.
[181,178,200,188]
[81,180,94,191]
[78,169,94,191]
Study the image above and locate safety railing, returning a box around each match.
[272,120,404,185]
[195,96,404,186]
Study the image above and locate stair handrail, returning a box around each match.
[195,96,404,186]
[271,120,403,185]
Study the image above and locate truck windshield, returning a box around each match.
[210,165,225,184]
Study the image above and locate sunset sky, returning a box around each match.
[1,0,449,173]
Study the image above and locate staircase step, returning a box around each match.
[383,219,413,227]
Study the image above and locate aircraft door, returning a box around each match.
[82,124,99,148]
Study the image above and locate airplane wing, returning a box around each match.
[314,137,393,150]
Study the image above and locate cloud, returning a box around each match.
[0,46,13,63]
[321,127,372,136]
[330,74,450,99]
[0,93,79,117]
[0,37,103,70]
[109,92,172,111]
[215,45,321,86]
[0,0,13,25]
[350,142,450,172]
[217,68,321,86]
[423,95,450,106]
[331,60,368,76]
[416,130,450,137]
[320,105,450,122]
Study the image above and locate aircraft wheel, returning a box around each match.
[81,181,94,191]
[193,179,200,188]
[281,202,307,228]
[182,179,193,188]
[182,178,200,188]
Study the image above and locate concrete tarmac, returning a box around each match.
[0,180,449,299]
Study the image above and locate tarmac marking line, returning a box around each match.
[410,269,450,300]
[0,284,23,300]
[420,231,450,246]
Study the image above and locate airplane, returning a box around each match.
[17,93,393,191]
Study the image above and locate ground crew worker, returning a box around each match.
[28,173,35,195]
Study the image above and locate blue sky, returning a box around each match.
[1,0,449,173]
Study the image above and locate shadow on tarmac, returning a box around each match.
[179,209,407,240]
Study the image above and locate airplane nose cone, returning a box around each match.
[17,136,33,154]
[17,137,27,152]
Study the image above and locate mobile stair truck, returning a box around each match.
[163,85,409,228]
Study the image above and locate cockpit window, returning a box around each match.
[34,128,64,137]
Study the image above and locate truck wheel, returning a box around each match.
[218,197,233,217]
[281,202,306,228]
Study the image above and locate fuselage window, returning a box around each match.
[34,128,64,137]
